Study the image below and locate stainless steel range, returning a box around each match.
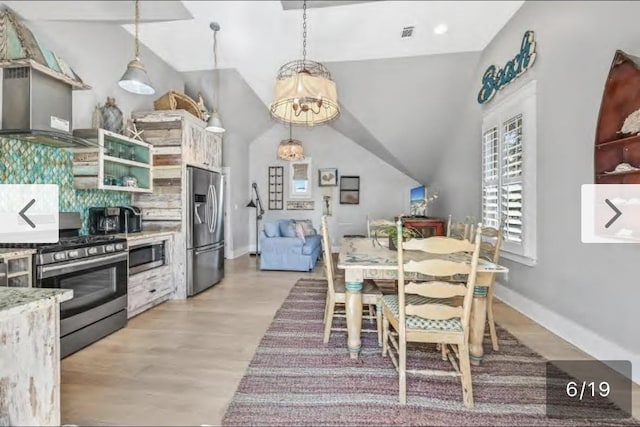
[0,213,128,357]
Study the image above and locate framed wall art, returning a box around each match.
[289,158,312,199]
[268,166,283,210]
[286,200,315,210]
[318,168,338,186]
[339,175,360,205]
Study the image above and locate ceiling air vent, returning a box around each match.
[401,26,415,38]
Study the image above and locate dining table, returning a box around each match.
[337,237,509,364]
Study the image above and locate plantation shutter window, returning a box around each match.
[501,115,524,243]
[482,128,500,229]
[480,81,537,265]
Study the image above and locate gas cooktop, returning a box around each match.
[0,235,128,265]
[0,235,126,251]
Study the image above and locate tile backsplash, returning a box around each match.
[0,138,131,234]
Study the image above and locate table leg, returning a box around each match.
[469,274,490,366]
[345,269,363,359]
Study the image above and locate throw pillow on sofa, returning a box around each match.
[294,219,316,236]
[294,223,306,242]
[264,222,280,238]
[279,220,298,238]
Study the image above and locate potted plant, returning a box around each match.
[383,225,422,250]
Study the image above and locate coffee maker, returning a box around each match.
[118,206,143,233]
[88,207,121,235]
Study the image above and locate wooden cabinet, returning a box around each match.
[594,50,640,184]
[399,217,446,238]
[72,128,153,193]
[127,234,174,318]
[130,110,223,299]
[183,118,222,169]
[131,109,223,228]
[0,250,34,288]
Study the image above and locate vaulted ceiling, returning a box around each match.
[5,0,525,184]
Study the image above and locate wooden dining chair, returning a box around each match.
[321,215,382,345]
[367,216,395,248]
[476,225,504,351]
[446,214,474,240]
[320,218,345,278]
[381,221,482,407]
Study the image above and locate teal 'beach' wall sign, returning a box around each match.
[477,31,537,104]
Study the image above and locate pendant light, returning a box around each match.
[277,122,304,160]
[270,0,339,126]
[119,0,155,95]
[206,22,225,133]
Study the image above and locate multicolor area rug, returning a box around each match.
[222,279,637,426]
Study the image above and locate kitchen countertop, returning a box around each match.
[114,230,177,241]
[0,248,37,258]
[0,287,73,320]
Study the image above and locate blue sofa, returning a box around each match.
[259,219,322,271]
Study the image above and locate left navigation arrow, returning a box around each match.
[19,198,36,229]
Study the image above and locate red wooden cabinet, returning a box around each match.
[398,217,446,238]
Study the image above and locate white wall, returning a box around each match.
[248,124,420,251]
[328,52,481,186]
[430,0,640,380]
[26,20,185,129]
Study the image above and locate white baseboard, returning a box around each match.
[226,245,249,259]
[494,282,639,384]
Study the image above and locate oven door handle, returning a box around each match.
[38,252,128,279]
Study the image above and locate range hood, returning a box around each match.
[0,8,96,148]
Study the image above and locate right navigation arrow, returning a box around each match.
[604,198,622,229]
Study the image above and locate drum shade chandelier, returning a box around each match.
[270,0,339,127]
[119,0,155,95]
[277,123,304,160]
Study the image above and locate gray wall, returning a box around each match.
[328,52,481,186]
[26,20,185,129]
[431,0,640,372]
[249,124,420,251]
[184,69,273,257]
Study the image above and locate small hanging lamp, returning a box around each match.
[270,0,339,126]
[277,123,304,160]
[119,0,155,95]
[206,22,225,133]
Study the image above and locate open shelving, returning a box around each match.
[1,254,32,288]
[594,50,640,184]
[72,128,153,193]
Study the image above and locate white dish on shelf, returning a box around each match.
[604,162,640,174]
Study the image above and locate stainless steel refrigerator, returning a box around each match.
[186,166,225,296]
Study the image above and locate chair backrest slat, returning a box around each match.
[404,236,474,254]
[404,259,471,277]
[405,281,467,299]
[406,303,464,320]
[320,215,336,298]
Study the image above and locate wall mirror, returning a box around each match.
[289,158,312,199]
[340,175,360,204]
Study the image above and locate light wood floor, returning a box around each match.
[61,255,639,425]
